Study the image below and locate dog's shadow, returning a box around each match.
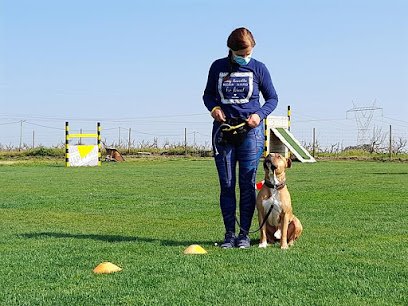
[20,232,213,247]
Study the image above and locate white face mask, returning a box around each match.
[232,52,252,65]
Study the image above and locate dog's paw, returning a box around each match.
[280,244,288,250]
[258,242,268,248]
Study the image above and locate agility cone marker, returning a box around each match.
[93,262,122,274]
[184,244,207,255]
[255,180,265,190]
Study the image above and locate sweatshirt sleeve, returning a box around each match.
[255,63,278,120]
[203,62,219,113]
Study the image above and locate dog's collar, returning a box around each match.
[264,180,286,190]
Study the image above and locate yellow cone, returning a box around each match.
[93,262,122,274]
[183,244,208,255]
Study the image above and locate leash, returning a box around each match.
[212,121,247,156]
[235,204,274,234]
[221,122,246,132]
[213,120,284,234]
[235,180,286,234]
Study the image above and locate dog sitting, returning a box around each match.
[256,153,302,249]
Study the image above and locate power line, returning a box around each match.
[382,116,408,125]
[372,117,408,128]
[0,112,210,122]
[292,118,347,123]
[0,121,21,126]
[25,122,64,130]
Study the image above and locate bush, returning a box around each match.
[25,147,63,157]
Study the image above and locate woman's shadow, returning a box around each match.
[20,232,213,247]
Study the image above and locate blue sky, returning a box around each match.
[1,0,407,148]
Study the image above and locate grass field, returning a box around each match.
[0,158,407,305]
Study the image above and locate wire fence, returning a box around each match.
[1,111,407,155]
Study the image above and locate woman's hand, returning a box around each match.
[246,113,261,128]
[212,108,226,122]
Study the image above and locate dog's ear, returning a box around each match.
[286,158,292,169]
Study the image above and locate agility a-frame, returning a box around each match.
[65,122,101,167]
[264,114,315,163]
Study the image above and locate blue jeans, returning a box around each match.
[212,121,264,234]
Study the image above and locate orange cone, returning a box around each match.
[93,262,122,274]
[183,244,208,255]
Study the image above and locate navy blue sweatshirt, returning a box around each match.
[203,57,278,121]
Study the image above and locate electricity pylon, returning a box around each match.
[346,102,383,145]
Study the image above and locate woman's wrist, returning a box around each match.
[210,106,221,116]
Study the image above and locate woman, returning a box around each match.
[203,27,278,248]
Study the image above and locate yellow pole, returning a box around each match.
[65,122,70,167]
[98,122,101,166]
[287,105,291,131]
[264,118,268,157]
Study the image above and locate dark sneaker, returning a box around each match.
[220,232,236,249]
[236,233,251,249]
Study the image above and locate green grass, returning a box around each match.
[0,158,407,305]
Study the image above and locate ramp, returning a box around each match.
[271,128,316,163]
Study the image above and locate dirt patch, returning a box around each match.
[0,161,18,165]
[315,156,408,162]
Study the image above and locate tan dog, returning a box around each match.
[256,153,302,249]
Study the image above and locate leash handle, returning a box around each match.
[221,122,246,132]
